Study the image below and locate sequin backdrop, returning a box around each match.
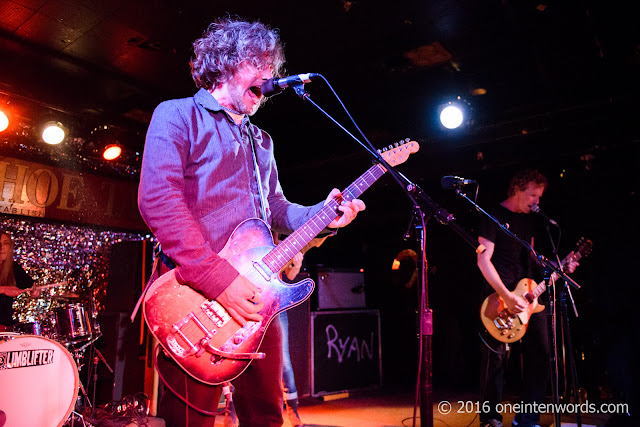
[2,216,153,323]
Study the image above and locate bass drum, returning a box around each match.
[0,334,79,427]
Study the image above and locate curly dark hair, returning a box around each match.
[190,17,285,90]
[507,168,548,196]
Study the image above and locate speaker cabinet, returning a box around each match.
[311,309,382,396]
[94,312,146,405]
[93,240,153,405]
[286,298,311,397]
[105,241,152,313]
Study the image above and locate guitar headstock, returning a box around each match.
[574,237,593,259]
[378,138,419,167]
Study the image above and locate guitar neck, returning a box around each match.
[262,163,386,273]
[530,251,584,299]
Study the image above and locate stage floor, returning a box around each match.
[212,389,616,427]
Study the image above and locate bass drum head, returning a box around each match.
[0,334,79,427]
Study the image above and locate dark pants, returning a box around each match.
[157,319,284,427]
[479,310,551,426]
[280,311,297,399]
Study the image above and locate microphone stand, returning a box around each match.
[289,80,484,427]
[452,188,581,426]
[544,224,583,427]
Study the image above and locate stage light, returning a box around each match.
[0,110,8,132]
[438,97,472,130]
[42,121,66,144]
[103,144,122,160]
[440,105,464,129]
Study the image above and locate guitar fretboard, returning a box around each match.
[528,251,584,299]
[262,163,387,273]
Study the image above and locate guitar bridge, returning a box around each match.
[167,302,231,358]
[494,310,514,330]
[168,312,206,357]
[166,301,265,363]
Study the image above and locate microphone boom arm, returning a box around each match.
[290,75,484,255]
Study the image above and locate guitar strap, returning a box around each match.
[246,123,268,223]
[130,124,266,323]
[129,241,165,323]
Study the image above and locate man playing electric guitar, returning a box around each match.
[476,169,578,427]
[138,17,365,427]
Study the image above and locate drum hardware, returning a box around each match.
[88,344,114,411]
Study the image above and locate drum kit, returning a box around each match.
[0,282,104,427]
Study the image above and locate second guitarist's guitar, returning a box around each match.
[480,238,592,343]
[143,139,419,384]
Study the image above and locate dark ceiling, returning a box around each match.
[1,0,639,192]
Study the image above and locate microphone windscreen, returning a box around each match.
[260,79,280,97]
[441,176,456,190]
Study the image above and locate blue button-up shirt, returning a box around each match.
[138,88,323,299]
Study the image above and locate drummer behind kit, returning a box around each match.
[1,280,101,348]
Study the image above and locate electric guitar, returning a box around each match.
[480,238,592,343]
[143,139,419,384]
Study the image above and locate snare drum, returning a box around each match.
[0,334,79,427]
[55,302,93,342]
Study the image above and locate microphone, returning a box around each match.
[260,73,320,97]
[441,175,477,190]
[530,204,559,226]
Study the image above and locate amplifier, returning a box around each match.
[316,267,366,310]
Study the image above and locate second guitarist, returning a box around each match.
[476,169,578,427]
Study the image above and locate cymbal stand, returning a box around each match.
[82,341,114,410]
[70,346,91,405]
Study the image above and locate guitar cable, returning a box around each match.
[153,344,229,417]
[478,330,509,355]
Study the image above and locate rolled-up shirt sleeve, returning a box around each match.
[138,101,238,300]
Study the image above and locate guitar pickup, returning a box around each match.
[252,261,272,281]
[201,300,232,328]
